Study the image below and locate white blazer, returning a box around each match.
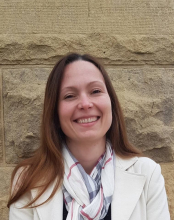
[9,156,170,220]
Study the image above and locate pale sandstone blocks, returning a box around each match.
[0,167,14,220]
[0,70,3,164]
[3,68,50,164]
[88,0,174,35]
[0,35,174,65]
[0,0,89,34]
[0,0,174,35]
[1,0,174,218]
[3,67,174,164]
[108,67,174,162]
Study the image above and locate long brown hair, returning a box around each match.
[7,53,141,208]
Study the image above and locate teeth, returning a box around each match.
[77,117,98,124]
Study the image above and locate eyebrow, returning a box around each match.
[60,81,105,93]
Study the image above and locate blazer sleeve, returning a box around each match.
[146,164,170,220]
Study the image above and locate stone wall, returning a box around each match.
[0,0,174,219]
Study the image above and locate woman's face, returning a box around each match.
[58,60,112,144]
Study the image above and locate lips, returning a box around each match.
[75,116,100,124]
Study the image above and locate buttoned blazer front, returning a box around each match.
[9,156,170,220]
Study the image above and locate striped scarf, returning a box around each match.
[62,141,115,220]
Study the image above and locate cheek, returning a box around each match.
[100,97,112,123]
[106,99,112,123]
[58,104,64,121]
[58,104,67,130]
[104,97,112,113]
[58,102,71,118]
[58,102,74,129]
[58,107,68,137]
[107,105,113,127]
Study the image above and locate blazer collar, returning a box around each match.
[31,156,146,220]
[111,155,146,220]
[115,155,139,170]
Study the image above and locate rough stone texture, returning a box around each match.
[1,34,174,65]
[108,67,174,162]
[0,70,3,164]
[3,68,50,164]
[3,67,174,164]
[0,0,174,35]
[1,0,174,219]
[0,167,14,220]
[161,162,174,219]
[0,198,9,220]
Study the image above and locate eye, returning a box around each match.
[64,94,75,99]
[92,89,101,94]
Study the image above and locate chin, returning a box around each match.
[77,134,106,143]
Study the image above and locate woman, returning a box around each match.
[8,53,170,220]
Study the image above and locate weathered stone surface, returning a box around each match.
[0,167,14,220]
[3,68,50,164]
[0,69,3,163]
[0,34,174,65]
[0,0,174,35]
[3,67,174,164]
[0,1,173,220]
[0,197,9,220]
[108,67,174,162]
[161,162,174,219]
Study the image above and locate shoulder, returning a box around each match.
[115,155,170,218]
[115,155,165,194]
[133,157,158,172]
[132,157,163,182]
[116,155,160,178]
[132,158,170,218]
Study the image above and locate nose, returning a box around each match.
[77,94,93,110]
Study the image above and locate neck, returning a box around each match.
[66,138,106,174]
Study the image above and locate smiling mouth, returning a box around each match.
[75,116,100,124]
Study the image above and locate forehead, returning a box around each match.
[61,60,105,86]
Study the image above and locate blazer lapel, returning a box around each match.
[30,156,146,220]
[111,156,146,220]
[31,182,63,220]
